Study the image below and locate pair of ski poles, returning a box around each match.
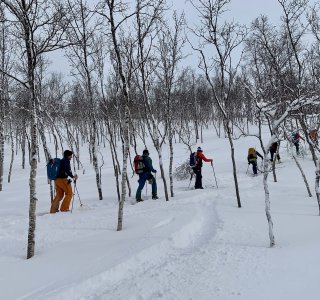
[71,179,83,213]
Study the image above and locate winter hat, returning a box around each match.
[143,149,149,155]
[197,147,203,152]
[63,150,73,157]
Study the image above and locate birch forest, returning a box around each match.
[0,0,320,258]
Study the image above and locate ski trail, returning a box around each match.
[27,189,220,300]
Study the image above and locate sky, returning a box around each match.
[48,0,318,75]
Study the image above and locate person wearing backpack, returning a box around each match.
[50,150,78,213]
[247,148,263,176]
[309,128,319,146]
[135,149,158,202]
[192,147,213,189]
[269,141,281,162]
[291,131,305,155]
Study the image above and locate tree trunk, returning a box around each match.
[263,154,275,247]
[168,134,174,197]
[292,154,312,197]
[226,124,241,208]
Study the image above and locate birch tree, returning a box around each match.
[190,0,247,208]
[66,0,103,200]
[0,0,71,259]
[98,0,134,230]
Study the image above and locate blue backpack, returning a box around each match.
[189,152,197,168]
[47,158,61,180]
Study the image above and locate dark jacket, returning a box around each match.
[270,142,279,152]
[57,158,74,179]
[142,154,156,173]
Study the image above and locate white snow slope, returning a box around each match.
[1,126,320,300]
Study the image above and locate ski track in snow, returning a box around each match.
[27,186,269,300]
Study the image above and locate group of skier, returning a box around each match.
[48,128,318,210]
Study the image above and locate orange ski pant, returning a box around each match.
[50,178,73,213]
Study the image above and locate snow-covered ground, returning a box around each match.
[1,126,320,300]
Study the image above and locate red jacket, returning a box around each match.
[197,151,213,162]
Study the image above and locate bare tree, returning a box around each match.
[154,11,186,197]
[66,0,103,200]
[0,0,71,259]
[190,0,247,208]
[98,0,135,230]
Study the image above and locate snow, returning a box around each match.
[1,126,320,300]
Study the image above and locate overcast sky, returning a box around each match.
[49,0,318,75]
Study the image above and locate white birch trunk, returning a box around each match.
[169,134,174,197]
[7,121,14,183]
[263,153,275,247]
[157,146,169,201]
[117,107,130,231]
[292,154,312,197]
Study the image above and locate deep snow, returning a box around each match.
[1,126,320,300]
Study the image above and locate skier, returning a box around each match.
[291,131,305,155]
[247,148,263,176]
[192,147,213,189]
[50,150,78,213]
[269,141,281,163]
[309,128,319,146]
[135,149,158,202]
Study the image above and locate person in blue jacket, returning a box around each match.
[50,150,78,213]
[136,149,158,202]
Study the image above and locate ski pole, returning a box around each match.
[71,181,75,213]
[211,162,218,188]
[74,181,83,206]
[246,164,249,174]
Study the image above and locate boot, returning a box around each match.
[136,198,144,203]
[152,194,159,200]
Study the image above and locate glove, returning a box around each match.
[153,169,157,173]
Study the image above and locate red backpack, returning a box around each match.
[133,155,145,174]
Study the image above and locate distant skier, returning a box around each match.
[269,141,281,163]
[247,148,263,176]
[291,131,305,155]
[309,128,318,146]
[191,147,213,189]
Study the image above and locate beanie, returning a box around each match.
[63,150,73,157]
[143,149,149,155]
[197,147,203,152]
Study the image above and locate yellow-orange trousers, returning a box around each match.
[50,178,73,213]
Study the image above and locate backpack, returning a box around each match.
[133,155,145,174]
[248,148,257,162]
[189,152,196,168]
[47,158,61,181]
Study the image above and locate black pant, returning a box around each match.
[270,150,280,161]
[294,142,299,155]
[193,167,202,189]
[249,161,258,175]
